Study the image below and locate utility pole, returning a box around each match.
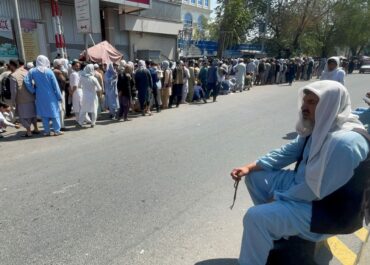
[13,0,26,61]
[51,0,66,58]
[261,0,271,53]
[217,0,229,59]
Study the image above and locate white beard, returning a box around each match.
[296,117,314,137]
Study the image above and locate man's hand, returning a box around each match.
[230,162,262,181]
[230,166,250,181]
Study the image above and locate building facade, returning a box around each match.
[179,0,212,57]
[0,0,183,62]
[181,0,211,30]
[0,0,47,62]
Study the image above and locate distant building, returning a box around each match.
[0,0,183,61]
[181,0,211,30]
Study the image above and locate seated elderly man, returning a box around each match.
[231,80,370,265]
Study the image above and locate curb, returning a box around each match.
[315,227,369,265]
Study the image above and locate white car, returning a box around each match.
[359,64,370,73]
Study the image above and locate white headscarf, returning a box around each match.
[61,58,70,74]
[138,60,146,70]
[119,60,126,71]
[82,64,95,77]
[296,80,365,197]
[321,57,341,80]
[26,62,34,69]
[53,59,62,68]
[36,55,50,73]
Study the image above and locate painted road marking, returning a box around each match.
[52,183,79,194]
[327,236,357,265]
[354,228,369,242]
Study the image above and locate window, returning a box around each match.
[198,15,205,29]
[191,0,195,4]
[198,0,202,5]
[184,13,193,27]
[204,0,209,7]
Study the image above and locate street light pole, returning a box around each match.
[13,0,26,61]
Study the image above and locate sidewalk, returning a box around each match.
[358,234,370,265]
[315,227,369,265]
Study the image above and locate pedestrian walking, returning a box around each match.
[320,57,346,85]
[77,64,102,128]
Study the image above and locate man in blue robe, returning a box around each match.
[231,80,369,265]
[24,55,63,136]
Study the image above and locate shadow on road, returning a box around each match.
[282,132,298,140]
[194,258,239,265]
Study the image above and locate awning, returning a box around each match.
[80,41,123,64]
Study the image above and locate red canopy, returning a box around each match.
[80,41,123,64]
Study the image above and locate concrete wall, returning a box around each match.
[0,0,41,20]
[43,2,102,60]
[129,31,177,60]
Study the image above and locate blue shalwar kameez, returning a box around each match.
[104,64,119,116]
[239,131,369,265]
[24,63,62,134]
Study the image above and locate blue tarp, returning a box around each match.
[178,39,262,57]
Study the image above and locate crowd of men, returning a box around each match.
[0,54,366,138]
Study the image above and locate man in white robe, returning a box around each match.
[320,57,345,85]
[231,80,369,265]
[234,59,247,92]
[77,64,102,128]
[70,61,82,122]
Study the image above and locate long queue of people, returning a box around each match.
[0,54,354,138]
[0,55,244,138]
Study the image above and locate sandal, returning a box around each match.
[22,133,32,138]
[54,131,64,136]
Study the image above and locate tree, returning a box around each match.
[215,0,251,58]
[246,0,340,57]
[333,0,370,56]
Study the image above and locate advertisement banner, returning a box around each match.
[105,0,151,9]
[21,19,40,62]
[0,18,18,60]
[126,0,150,5]
[75,0,101,34]
[75,0,91,33]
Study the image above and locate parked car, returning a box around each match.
[359,57,370,73]
[359,64,370,73]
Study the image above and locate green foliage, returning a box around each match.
[212,0,370,57]
[333,0,370,56]
[216,0,252,57]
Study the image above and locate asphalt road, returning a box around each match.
[0,74,369,265]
